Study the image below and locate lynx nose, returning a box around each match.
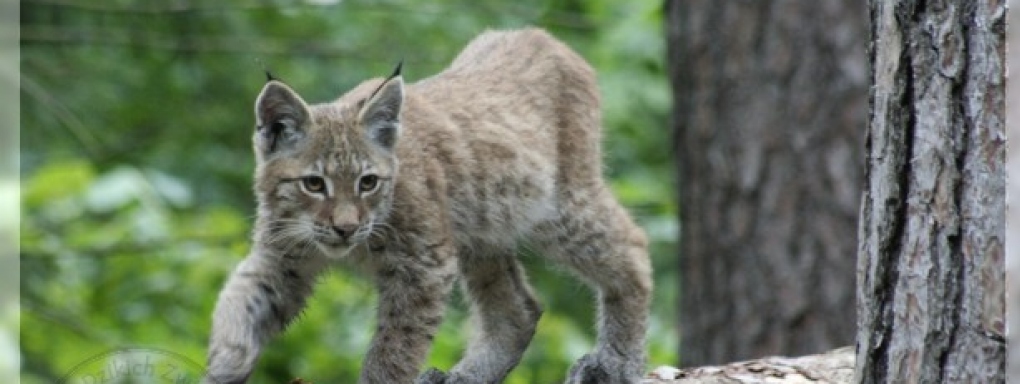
[332,224,359,240]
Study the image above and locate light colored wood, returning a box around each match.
[644,347,854,384]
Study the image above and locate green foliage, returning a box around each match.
[21,1,676,382]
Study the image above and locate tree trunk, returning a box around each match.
[856,1,1006,383]
[666,0,867,366]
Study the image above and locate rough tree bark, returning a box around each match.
[856,1,1006,383]
[666,0,867,366]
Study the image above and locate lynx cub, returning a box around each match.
[205,28,652,384]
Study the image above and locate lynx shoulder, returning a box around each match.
[205,28,652,384]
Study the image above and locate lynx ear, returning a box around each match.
[358,75,403,151]
[254,80,310,158]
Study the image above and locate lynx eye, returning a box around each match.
[358,174,380,193]
[301,176,326,194]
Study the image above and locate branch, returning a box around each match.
[286,348,855,384]
[644,347,855,384]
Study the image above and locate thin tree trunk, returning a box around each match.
[856,1,1006,382]
[666,0,867,366]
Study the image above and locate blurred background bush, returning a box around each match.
[20,1,676,383]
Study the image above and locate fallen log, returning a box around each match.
[644,347,854,384]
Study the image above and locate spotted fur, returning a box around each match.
[205,28,652,384]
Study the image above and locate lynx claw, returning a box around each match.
[565,353,643,384]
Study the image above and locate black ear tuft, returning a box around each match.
[366,59,405,102]
[388,59,403,79]
[256,58,278,82]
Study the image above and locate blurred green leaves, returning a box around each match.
[21,0,676,382]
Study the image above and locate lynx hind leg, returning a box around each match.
[535,194,652,384]
[418,248,543,384]
[458,250,543,380]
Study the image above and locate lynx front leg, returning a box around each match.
[535,197,653,384]
[360,249,456,384]
[205,252,326,384]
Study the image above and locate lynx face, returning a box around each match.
[252,76,403,257]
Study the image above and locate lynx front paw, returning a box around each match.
[414,368,449,384]
[565,352,643,384]
[414,368,482,384]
